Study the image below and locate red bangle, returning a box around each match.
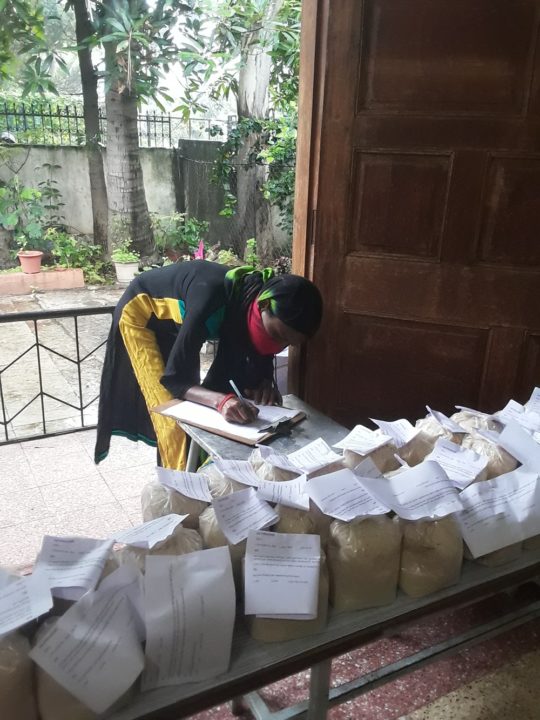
[217,393,236,413]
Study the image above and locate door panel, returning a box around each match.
[293,0,540,424]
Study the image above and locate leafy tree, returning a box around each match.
[178,0,300,261]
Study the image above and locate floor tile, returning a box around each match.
[39,474,117,514]
[24,447,98,485]
[100,463,157,501]
[0,485,47,528]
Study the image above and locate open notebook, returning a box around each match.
[152,400,306,445]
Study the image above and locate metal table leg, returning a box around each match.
[186,438,200,472]
[306,659,332,720]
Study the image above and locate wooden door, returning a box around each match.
[292,0,540,427]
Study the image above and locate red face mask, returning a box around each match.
[247,300,287,356]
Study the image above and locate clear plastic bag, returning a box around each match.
[343,443,400,474]
[399,516,463,598]
[114,526,203,572]
[450,410,501,434]
[141,481,207,529]
[0,632,38,720]
[198,506,246,585]
[327,516,402,612]
[204,463,244,497]
[461,433,518,480]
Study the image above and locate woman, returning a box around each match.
[94,260,323,470]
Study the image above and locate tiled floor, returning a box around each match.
[0,430,154,571]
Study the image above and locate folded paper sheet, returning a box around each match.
[142,548,236,690]
[0,572,52,636]
[30,587,144,713]
[256,476,310,510]
[358,461,463,520]
[214,458,261,487]
[212,487,279,544]
[245,530,320,619]
[425,439,488,489]
[426,406,467,434]
[370,418,420,448]
[497,421,540,472]
[156,467,212,501]
[333,425,392,454]
[308,468,389,521]
[34,536,114,601]
[457,468,540,557]
[286,438,342,474]
[115,514,188,549]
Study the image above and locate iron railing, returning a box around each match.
[0,306,115,446]
[0,101,234,148]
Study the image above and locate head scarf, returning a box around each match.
[225,266,323,338]
[257,274,323,337]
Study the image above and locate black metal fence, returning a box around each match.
[0,306,114,445]
[0,101,234,148]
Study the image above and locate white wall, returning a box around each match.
[0,145,177,235]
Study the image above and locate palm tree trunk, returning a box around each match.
[105,85,154,258]
[70,0,108,251]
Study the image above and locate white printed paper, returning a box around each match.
[358,461,463,520]
[30,589,144,713]
[0,568,16,590]
[526,387,540,416]
[454,405,490,419]
[493,400,540,433]
[256,475,310,510]
[287,437,342,474]
[98,562,145,641]
[245,531,320,618]
[498,421,540,472]
[255,404,299,427]
[457,468,540,557]
[142,548,236,689]
[214,458,261,487]
[426,406,467,434]
[160,401,292,441]
[256,445,301,474]
[370,418,419,448]
[0,572,52,636]
[425,438,488,490]
[156,467,212,501]
[333,425,392,455]
[308,468,389,520]
[212,487,279,545]
[115,513,187,549]
[34,536,114,601]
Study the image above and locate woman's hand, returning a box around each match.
[244,379,282,406]
[220,396,259,424]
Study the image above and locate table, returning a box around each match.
[108,398,540,720]
[108,549,540,720]
[182,394,348,470]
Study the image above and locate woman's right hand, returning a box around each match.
[220,396,259,424]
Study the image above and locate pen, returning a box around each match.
[229,379,249,407]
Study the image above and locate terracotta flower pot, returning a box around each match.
[17,250,44,274]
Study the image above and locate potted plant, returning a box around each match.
[15,234,45,273]
[151,213,209,262]
[111,240,140,284]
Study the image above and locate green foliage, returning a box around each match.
[0,177,46,246]
[45,225,108,281]
[151,213,209,254]
[111,239,140,263]
[244,237,260,268]
[92,0,186,108]
[37,161,65,226]
[1,0,68,96]
[214,113,297,236]
[216,248,242,266]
